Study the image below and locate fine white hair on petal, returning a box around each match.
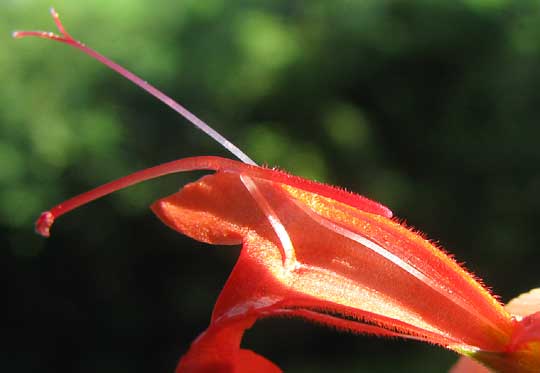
[288,196,505,337]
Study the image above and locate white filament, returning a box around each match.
[240,175,297,271]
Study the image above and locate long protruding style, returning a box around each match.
[13,8,256,166]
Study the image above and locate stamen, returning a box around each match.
[240,175,297,270]
[33,156,229,237]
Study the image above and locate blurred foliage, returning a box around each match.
[2,0,540,372]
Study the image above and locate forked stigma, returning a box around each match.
[13,8,75,43]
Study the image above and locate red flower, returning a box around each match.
[17,9,540,372]
[150,160,534,372]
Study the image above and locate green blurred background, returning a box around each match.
[3,0,540,372]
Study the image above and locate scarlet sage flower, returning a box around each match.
[15,9,540,373]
